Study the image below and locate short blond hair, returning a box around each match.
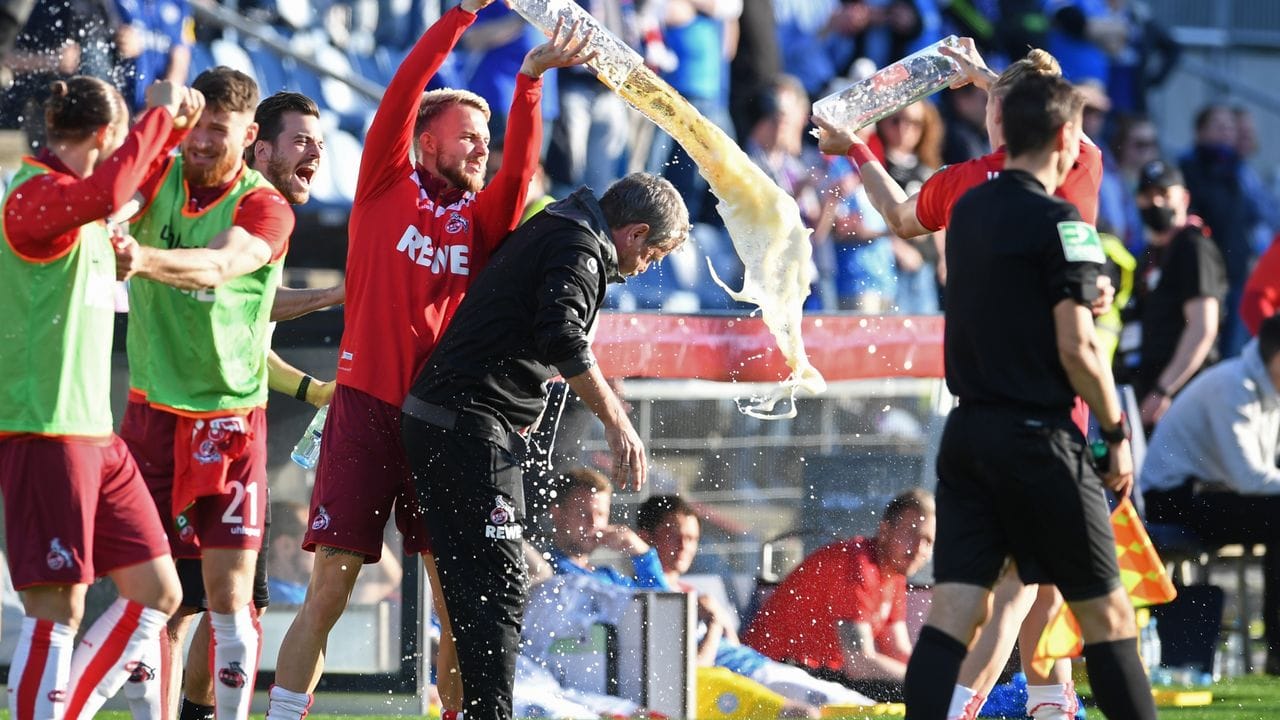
[414,88,491,138]
[990,49,1062,99]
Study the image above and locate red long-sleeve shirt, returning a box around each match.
[337,5,543,407]
[3,108,179,260]
[915,138,1103,231]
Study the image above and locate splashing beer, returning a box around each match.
[507,0,827,417]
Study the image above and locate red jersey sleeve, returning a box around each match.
[354,6,477,205]
[4,107,175,260]
[474,72,543,256]
[915,163,965,232]
[234,189,294,263]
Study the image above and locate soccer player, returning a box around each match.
[265,3,597,718]
[113,65,296,720]
[815,44,1107,720]
[0,77,198,720]
[163,91,337,720]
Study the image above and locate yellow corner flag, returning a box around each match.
[1032,498,1178,674]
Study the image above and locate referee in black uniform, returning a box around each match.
[901,75,1157,720]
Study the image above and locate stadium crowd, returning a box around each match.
[4,1,1280,720]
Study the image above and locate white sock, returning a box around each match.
[947,683,983,720]
[1026,682,1077,720]
[64,599,168,720]
[7,617,74,720]
[265,684,312,720]
[122,623,165,720]
[209,607,260,720]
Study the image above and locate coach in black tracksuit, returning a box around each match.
[899,75,1157,720]
[401,173,688,720]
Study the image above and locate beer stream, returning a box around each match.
[510,0,827,417]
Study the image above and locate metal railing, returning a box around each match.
[189,1,386,102]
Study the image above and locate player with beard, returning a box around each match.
[113,65,294,720]
[264,3,596,718]
[149,91,341,720]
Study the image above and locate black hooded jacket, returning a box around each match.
[404,187,623,440]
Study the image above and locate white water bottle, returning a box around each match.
[291,405,328,469]
[813,35,964,132]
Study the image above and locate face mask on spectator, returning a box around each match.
[1141,205,1177,233]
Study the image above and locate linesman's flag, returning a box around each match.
[1032,498,1178,675]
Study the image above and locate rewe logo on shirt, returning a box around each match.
[396,226,470,276]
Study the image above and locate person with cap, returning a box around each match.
[1114,158,1228,430]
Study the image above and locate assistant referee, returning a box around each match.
[901,74,1157,720]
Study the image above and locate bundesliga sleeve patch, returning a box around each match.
[1056,221,1106,264]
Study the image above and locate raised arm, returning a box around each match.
[812,115,931,239]
[5,97,192,256]
[355,1,491,203]
[475,19,597,250]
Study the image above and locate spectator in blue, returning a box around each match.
[1,0,117,142]
[772,0,842,98]
[544,0,636,196]
[112,0,193,113]
[1179,103,1263,357]
[460,3,559,144]
[1043,0,1122,85]
[826,0,940,73]
[646,0,740,225]
[1234,106,1280,258]
[1103,0,1178,115]
[544,467,670,588]
[1099,113,1160,253]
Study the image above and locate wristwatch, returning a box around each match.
[1099,412,1130,444]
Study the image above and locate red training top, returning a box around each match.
[4,107,179,260]
[1241,234,1280,337]
[741,537,906,672]
[336,5,543,407]
[915,138,1103,231]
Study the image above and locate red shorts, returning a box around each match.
[0,435,169,589]
[304,384,430,562]
[120,401,268,559]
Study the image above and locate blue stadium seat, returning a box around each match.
[190,42,217,76]
[348,49,388,88]
[210,39,260,88]
[247,45,290,95]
